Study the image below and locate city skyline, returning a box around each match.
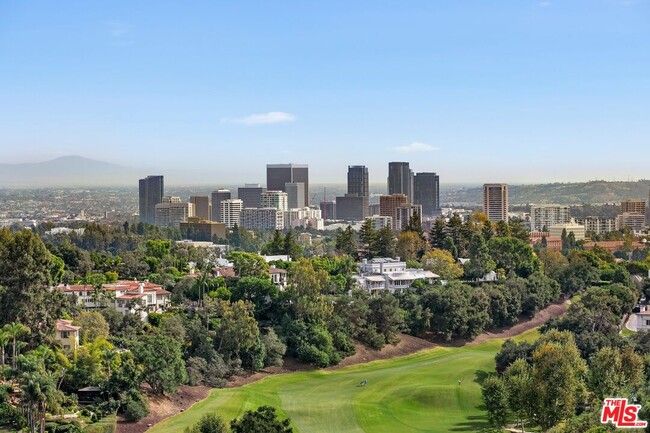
[1,1,649,183]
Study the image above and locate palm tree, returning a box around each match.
[4,322,30,370]
[0,329,8,380]
[20,370,61,433]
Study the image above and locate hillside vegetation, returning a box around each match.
[442,180,650,206]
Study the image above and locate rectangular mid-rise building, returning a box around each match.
[483,183,508,222]
[189,196,210,221]
[530,204,571,232]
[240,208,284,230]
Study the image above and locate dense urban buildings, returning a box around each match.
[549,221,586,241]
[260,190,289,211]
[579,216,617,235]
[483,183,509,222]
[616,199,647,232]
[211,189,231,222]
[387,162,413,203]
[238,184,267,209]
[348,165,369,197]
[529,204,571,232]
[320,201,336,220]
[396,204,422,231]
[220,198,244,228]
[180,218,227,241]
[285,182,305,209]
[621,199,646,215]
[189,196,210,220]
[413,172,440,217]
[138,175,164,224]
[335,195,367,221]
[334,165,370,221]
[240,208,284,230]
[617,212,646,232]
[266,164,309,205]
[154,196,194,227]
[379,194,408,230]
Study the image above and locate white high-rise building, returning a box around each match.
[155,197,194,227]
[221,199,244,228]
[260,190,289,211]
[530,205,571,232]
[240,208,284,230]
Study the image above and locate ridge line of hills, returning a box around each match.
[0,156,648,206]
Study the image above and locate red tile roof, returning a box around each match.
[56,319,80,332]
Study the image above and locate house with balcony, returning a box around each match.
[352,257,439,293]
[59,280,171,322]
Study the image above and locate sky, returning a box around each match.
[1,0,649,185]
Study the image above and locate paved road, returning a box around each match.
[626,314,638,332]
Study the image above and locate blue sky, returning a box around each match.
[1,0,649,184]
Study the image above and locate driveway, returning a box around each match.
[626,314,638,332]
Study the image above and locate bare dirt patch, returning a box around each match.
[117,385,210,433]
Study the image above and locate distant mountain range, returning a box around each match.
[0,156,140,187]
[1,157,648,206]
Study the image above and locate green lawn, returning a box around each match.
[149,329,538,433]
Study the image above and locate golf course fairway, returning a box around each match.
[148,330,538,433]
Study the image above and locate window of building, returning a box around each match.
[61,331,69,338]
[646,320,650,326]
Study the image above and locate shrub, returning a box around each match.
[121,392,149,422]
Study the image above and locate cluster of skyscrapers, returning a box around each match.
[323,162,441,230]
[138,162,443,234]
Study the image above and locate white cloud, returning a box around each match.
[107,21,131,38]
[106,21,132,46]
[391,142,438,153]
[223,111,296,125]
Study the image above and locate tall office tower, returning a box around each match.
[348,165,369,197]
[621,199,646,215]
[379,194,408,230]
[260,190,289,211]
[530,205,571,232]
[647,190,650,222]
[387,162,414,204]
[413,172,440,218]
[285,182,305,209]
[220,199,244,228]
[337,165,370,221]
[211,189,231,222]
[266,164,309,205]
[154,196,194,227]
[320,201,336,220]
[483,183,509,222]
[238,184,267,208]
[189,196,210,220]
[138,175,164,224]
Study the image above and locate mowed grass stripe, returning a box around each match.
[148,329,538,433]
